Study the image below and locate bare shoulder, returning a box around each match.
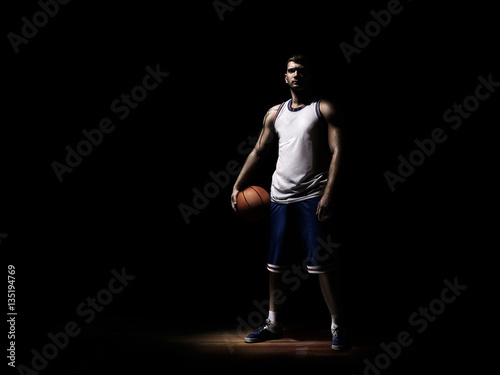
[263,104,282,125]
[267,104,282,115]
[319,98,337,119]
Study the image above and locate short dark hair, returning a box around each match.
[287,55,309,69]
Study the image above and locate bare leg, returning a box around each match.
[320,271,350,349]
[244,271,287,342]
[269,271,287,313]
[318,271,344,321]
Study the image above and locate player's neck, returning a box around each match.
[290,88,312,108]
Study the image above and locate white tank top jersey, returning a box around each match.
[270,99,331,204]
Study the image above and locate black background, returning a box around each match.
[2,0,497,374]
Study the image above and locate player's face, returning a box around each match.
[285,62,310,90]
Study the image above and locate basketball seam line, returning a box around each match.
[248,186,265,209]
[241,187,265,218]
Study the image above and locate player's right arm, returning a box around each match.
[231,105,280,213]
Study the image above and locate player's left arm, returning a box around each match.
[316,99,343,221]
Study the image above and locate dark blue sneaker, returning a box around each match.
[245,319,284,343]
[331,326,351,350]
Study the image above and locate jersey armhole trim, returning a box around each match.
[315,98,323,119]
[315,98,328,125]
[273,101,287,126]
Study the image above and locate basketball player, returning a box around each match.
[231,55,349,350]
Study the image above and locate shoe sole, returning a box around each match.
[331,344,351,351]
[245,337,262,343]
[245,334,284,343]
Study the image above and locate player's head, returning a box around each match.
[284,55,311,91]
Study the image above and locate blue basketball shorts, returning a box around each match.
[267,196,338,274]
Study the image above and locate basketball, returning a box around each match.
[236,186,271,222]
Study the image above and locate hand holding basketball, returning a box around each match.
[232,186,271,222]
[230,188,240,213]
